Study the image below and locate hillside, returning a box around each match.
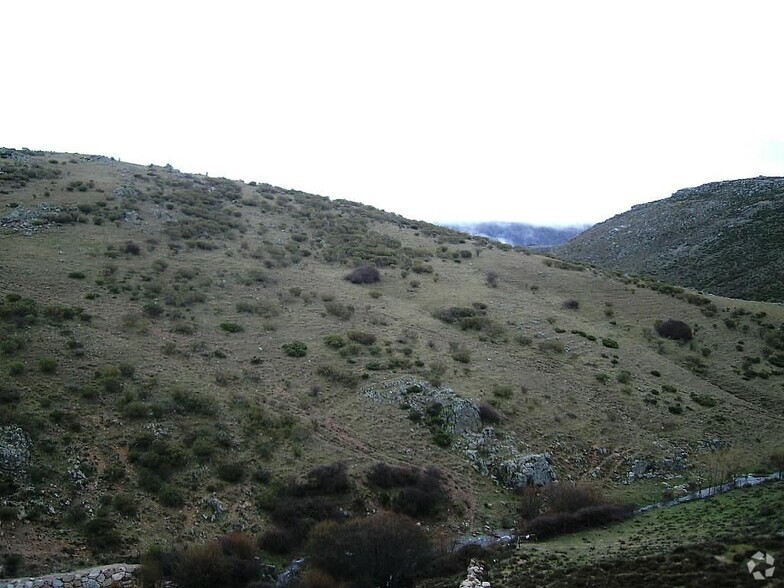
[1,148,783,580]
[553,177,784,302]
[445,222,586,249]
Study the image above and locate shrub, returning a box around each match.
[517,486,545,521]
[347,331,376,345]
[563,299,580,310]
[324,301,354,320]
[282,341,308,357]
[122,241,141,255]
[82,516,123,552]
[217,462,246,483]
[0,383,21,403]
[655,319,693,342]
[492,384,513,398]
[1,553,23,577]
[68,271,86,279]
[478,401,501,424]
[143,302,164,318]
[432,428,453,448]
[539,339,565,353]
[140,537,261,588]
[220,322,244,333]
[546,482,603,514]
[601,338,619,349]
[172,387,216,415]
[485,271,499,288]
[306,512,432,588]
[286,462,351,497]
[524,504,634,539]
[257,526,298,555]
[690,392,717,407]
[37,356,58,373]
[323,335,346,349]
[316,364,359,387]
[345,265,381,284]
[367,463,420,488]
[158,484,185,507]
[113,492,138,517]
[0,505,19,521]
[7,362,24,377]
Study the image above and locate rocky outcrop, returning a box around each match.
[363,377,482,436]
[364,378,556,489]
[461,428,556,489]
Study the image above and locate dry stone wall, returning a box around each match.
[0,564,138,588]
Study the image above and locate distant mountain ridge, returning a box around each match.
[446,221,587,248]
[554,176,784,302]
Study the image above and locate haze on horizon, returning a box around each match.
[4,1,784,227]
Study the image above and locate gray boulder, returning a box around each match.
[0,426,32,477]
[496,453,556,488]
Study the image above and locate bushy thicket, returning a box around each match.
[140,532,263,588]
[517,482,634,539]
[524,504,634,539]
[306,512,431,588]
[258,462,355,554]
[367,463,447,517]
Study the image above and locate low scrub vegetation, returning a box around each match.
[367,463,448,518]
[517,482,634,539]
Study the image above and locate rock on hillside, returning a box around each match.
[554,177,784,302]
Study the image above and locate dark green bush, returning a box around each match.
[216,462,246,483]
[324,301,354,320]
[282,341,308,357]
[347,331,376,345]
[37,356,58,373]
[220,322,244,333]
[158,484,185,507]
[82,516,123,552]
[323,335,346,349]
[601,338,619,349]
[316,364,359,387]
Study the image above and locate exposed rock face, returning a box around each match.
[496,454,556,488]
[554,176,784,302]
[0,426,32,479]
[363,377,482,436]
[364,378,556,489]
[462,427,556,489]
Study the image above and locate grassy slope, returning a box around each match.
[489,480,784,587]
[553,177,784,302]
[1,150,783,575]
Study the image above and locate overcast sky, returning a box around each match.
[5,1,784,226]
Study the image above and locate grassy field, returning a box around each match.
[486,480,784,587]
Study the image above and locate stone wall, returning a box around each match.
[0,564,138,588]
